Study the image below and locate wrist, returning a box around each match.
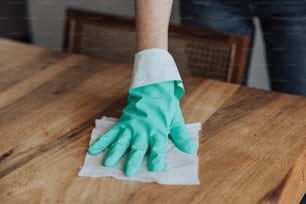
[136,33,168,52]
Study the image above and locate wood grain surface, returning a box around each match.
[0,38,306,204]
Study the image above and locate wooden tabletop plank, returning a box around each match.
[181,79,240,123]
[198,88,306,203]
[0,39,69,92]
[0,39,306,203]
[0,62,131,177]
[0,55,87,108]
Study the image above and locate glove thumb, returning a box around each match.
[170,111,197,154]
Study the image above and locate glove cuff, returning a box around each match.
[130,48,185,99]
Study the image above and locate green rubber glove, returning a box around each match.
[88,81,196,176]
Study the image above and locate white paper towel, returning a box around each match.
[78,116,201,185]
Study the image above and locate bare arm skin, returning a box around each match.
[135,0,174,51]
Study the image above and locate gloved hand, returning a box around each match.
[87,48,196,176]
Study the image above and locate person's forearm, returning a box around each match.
[135,0,173,51]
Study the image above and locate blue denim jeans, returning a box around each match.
[181,0,306,97]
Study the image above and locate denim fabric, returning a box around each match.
[181,0,306,96]
[302,191,306,204]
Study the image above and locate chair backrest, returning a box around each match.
[63,8,250,83]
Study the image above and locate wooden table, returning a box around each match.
[0,38,306,204]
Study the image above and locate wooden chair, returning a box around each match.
[63,8,250,83]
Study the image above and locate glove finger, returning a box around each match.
[170,109,197,154]
[122,131,148,176]
[87,125,120,155]
[170,125,196,154]
[103,129,131,167]
[124,148,146,176]
[148,134,168,172]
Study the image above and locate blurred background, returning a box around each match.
[0,0,269,90]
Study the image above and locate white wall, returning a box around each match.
[248,18,270,90]
[28,0,269,90]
